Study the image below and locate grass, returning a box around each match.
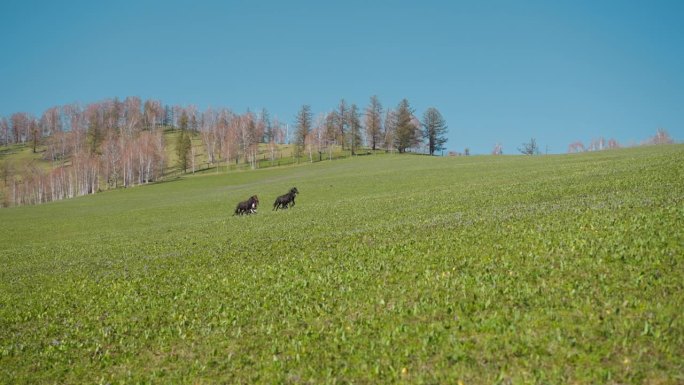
[163,129,355,176]
[0,145,683,384]
[0,143,45,165]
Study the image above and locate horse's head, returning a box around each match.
[290,187,299,195]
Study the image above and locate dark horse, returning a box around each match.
[273,187,299,211]
[234,195,259,216]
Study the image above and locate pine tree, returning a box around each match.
[176,130,192,173]
[422,107,448,155]
[179,111,188,131]
[261,108,272,143]
[87,120,101,155]
[30,120,41,153]
[163,105,173,127]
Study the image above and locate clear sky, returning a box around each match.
[1,0,682,154]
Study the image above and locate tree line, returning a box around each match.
[0,96,448,207]
[291,97,448,161]
[496,129,674,156]
[565,129,674,154]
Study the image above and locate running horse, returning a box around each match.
[234,195,259,215]
[273,187,299,211]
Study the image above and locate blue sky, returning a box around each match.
[1,0,682,154]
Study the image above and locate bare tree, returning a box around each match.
[294,105,312,159]
[311,113,327,161]
[347,103,362,155]
[10,112,32,144]
[143,99,163,130]
[646,128,674,145]
[223,111,240,168]
[588,137,606,151]
[101,131,121,188]
[0,116,9,146]
[383,109,396,153]
[121,135,134,187]
[40,107,62,138]
[335,100,348,150]
[568,141,585,153]
[71,150,99,195]
[199,107,217,164]
[324,112,337,154]
[123,97,143,136]
[187,105,199,132]
[607,138,620,149]
[305,130,315,162]
[271,117,286,144]
[238,112,259,169]
[518,138,539,155]
[364,95,383,151]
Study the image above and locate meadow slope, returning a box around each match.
[1,146,683,384]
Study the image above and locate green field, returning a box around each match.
[1,146,683,384]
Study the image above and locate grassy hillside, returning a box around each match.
[1,146,683,384]
[0,130,356,206]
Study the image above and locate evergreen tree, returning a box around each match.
[421,107,448,155]
[30,120,41,154]
[176,129,192,173]
[394,99,420,153]
[179,111,188,131]
[176,111,191,172]
[261,108,272,143]
[87,120,102,155]
[163,105,173,127]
